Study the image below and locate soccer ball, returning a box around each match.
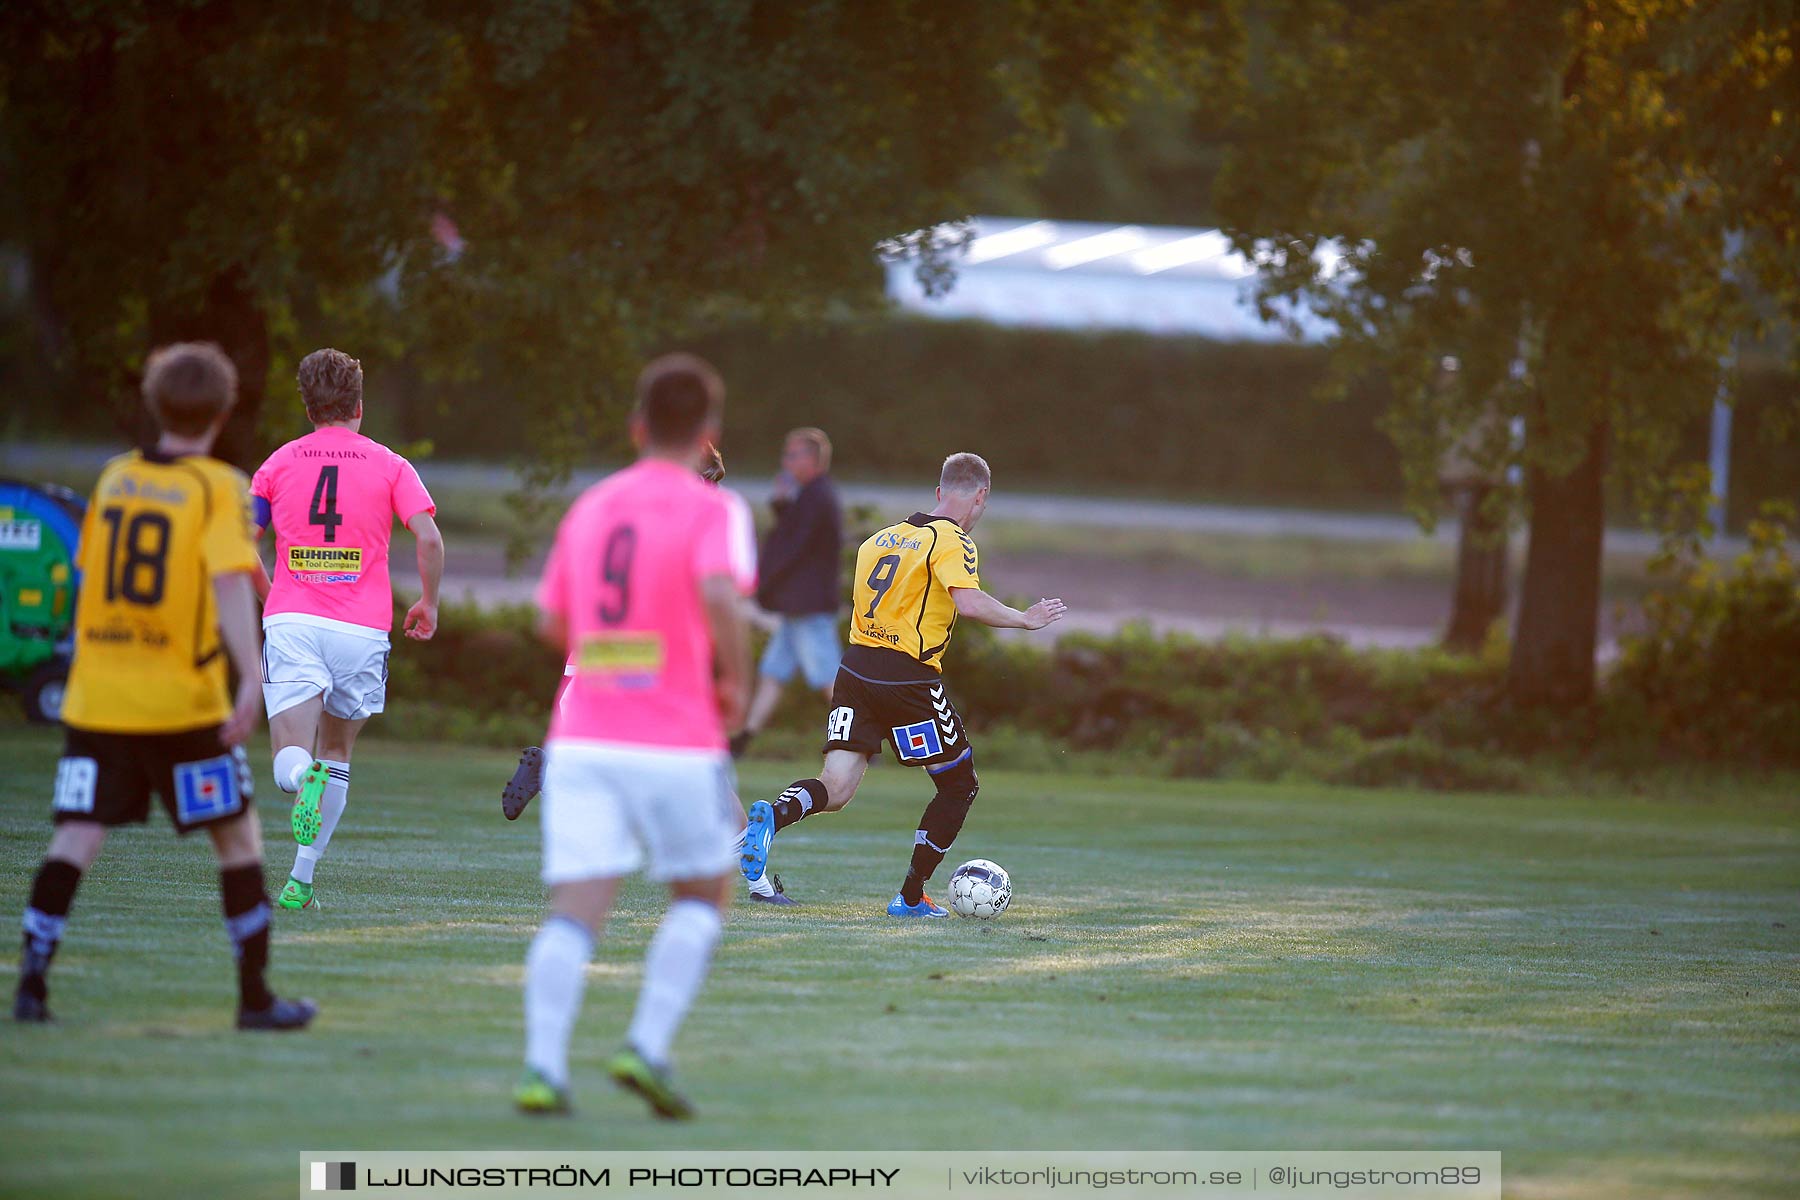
[948,859,1011,919]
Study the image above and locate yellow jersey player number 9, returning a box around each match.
[738,452,1068,917]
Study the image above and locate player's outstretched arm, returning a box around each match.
[404,512,444,641]
[702,573,752,733]
[951,586,1068,631]
[212,571,265,746]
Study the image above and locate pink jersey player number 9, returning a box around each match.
[537,460,757,752]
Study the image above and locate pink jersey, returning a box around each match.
[537,459,757,750]
[252,426,436,632]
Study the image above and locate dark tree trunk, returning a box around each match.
[1508,421,1608,706]
[142,267,269,470]
[1443,483,1509,652]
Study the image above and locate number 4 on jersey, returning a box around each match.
[309,466,344,543]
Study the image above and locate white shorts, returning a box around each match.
[540,740,741,886]
[261,620,390,721]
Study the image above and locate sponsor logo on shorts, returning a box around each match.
[893,718,945,762]
[173,751,246,823]
[577,632,664,689]
[930,682,960,745]
[53,757,98,813]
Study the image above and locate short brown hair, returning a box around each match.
[141,342,238,437]
[297,348,363,424]
[786,427,832,473]
[636,352,724,447]
[939,452,991,495]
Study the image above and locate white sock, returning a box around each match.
[732,826,775,895]
[290,846,319,885]
[731,823,771,894]
[273,745,312,793]
[625,899,723,1067]
[523,915,595,1088]
[289,760,349,885]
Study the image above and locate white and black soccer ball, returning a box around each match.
[948,859,1011,919]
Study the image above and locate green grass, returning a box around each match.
[0,724,1795,1199]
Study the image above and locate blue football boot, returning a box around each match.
[886,893,948,918]
[739,801,775,883]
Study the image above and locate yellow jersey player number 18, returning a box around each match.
[738,452,1067,916]
[13,343,316,1031]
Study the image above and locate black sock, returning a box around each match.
[902,835,950,906]
[900,867,930,907]
[770,778,828,832]
[19,859,82,1000]
[220,864,273,1012]
[729,730,754,759]
[900,784,977,905]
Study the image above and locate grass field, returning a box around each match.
[0,724,1795,1199]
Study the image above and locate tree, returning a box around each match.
[967,91,1236,228]
[1212,0,1798,704]
[1,0,1236,471]
[1435,361,1511,653]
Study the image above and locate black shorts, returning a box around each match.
[825,661,973,772]
[52,725,255,835]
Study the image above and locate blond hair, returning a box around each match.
[142,343,238,437]
[939,452,990,495]
[786,426,832,472]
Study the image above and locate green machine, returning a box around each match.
[0,480,84,722]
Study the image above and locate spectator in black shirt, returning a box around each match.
[732,428,843,757]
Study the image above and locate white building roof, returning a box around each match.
[884,216,1332,342]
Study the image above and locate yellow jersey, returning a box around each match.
[61,450,260,733]
[847,512,980,673]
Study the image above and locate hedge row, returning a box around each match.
[383,521,1800,790]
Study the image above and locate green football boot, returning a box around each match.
[605,1046,694,1120]
[291,761,328,845]
[276,877,318,911]
[514,1067,571,1115]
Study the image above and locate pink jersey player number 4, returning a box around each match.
[538,459,757,752]
[253,426,436,632]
